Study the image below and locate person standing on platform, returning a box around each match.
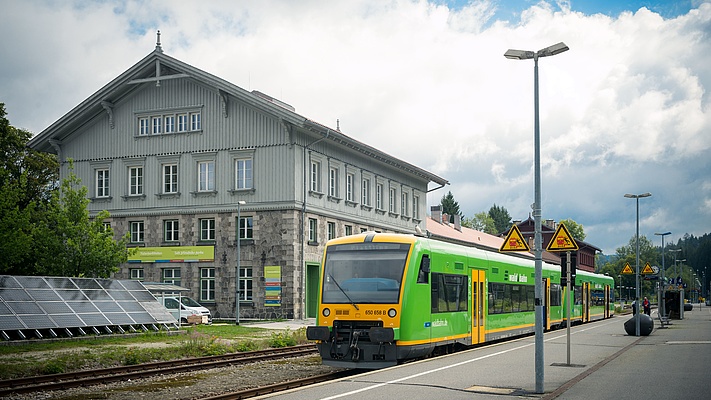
[643,297,651,316]
[632,298,638,315]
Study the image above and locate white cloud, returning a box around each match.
[1,0,710,254]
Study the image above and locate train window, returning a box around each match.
[417,254,430,284]
[321,242,410,305]
[488,282,535,315]
[431,273,468,313]
[550,284,562,307]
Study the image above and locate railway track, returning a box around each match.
[0,344,319,397]
[202,369,360,400]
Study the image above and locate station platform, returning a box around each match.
[256,304,711,399]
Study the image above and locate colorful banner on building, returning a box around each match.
[127,246,215,263]
[264,265,282,307]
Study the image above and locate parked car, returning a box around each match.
[161,296,212,324]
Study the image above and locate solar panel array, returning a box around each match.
[0,275,178,340]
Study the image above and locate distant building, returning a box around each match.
[513,217,600,272]
[28,36,448,321]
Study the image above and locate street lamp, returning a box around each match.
[624,192,651,336]
[235,200,246,325]
[655,231,671,316]
[505,41,569,394]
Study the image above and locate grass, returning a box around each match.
[0,324,309,380]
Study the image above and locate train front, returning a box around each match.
[306,233,414,369]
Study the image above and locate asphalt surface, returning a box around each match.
[253,304,711,399]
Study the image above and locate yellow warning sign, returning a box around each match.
[499,225,530,252]
[621,263,634,274]
[642,263,654,274]
[546,223,579,252]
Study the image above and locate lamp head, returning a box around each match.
[538,42,569,57]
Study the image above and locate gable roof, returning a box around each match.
[28,46,448,187]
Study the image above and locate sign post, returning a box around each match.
[546,223,578,366]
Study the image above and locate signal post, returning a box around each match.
[546,223,579,366]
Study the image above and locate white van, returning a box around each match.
[161,296,212,324]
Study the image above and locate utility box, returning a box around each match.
[187,315,208,325]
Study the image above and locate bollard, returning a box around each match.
[624,314,654,336]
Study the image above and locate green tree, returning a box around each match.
[488,204,511,234]
[0,103,59,274]
[462,212,497,234]
[440,191,462,223]
[34,160,133,278]
[558,218,586,241]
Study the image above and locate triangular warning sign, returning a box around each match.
[499,225,530,252]
[642,263,654,274]
[546,223,579,252]
[621,263,634,274]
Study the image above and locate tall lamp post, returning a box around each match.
[235,200,246,325]
[624,192,651,336]
[655,231,671,317]
[505,41,569,394]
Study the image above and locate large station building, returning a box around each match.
[28,38,448,321]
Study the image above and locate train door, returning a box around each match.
[604,285,610,318]
[544,278,551,331]
[582,282,590,322]
[471,270,486,344]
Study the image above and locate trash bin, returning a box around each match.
[683,303,693,311]
[624,314,654,336]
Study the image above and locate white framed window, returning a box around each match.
[200,268,215,302]
[235,158,253,190]
[102,222,111,232]
[163,164,178,193]
[136,110,201,136]
[163,268,181,286]
[129,268,144,281]
[96,169,110,198]
[308,218,317,243]
[413,195,420,219]
[138,117,150,135]
[152,116,162,134]
[238,216,253,239]
[130,221,144,243]
[401,192,409,217]
[200,218,216,241]
[329,167,338,197]
[164,219,179,242]
[129,166,143,196]
[345,225,353,236]
[310,160,321,192]
[190,112,201,131]
[376,183,383,210]
[327,222,336,240]
[238,266,253,301]
[165,115,175,133]
[389,187,397,213]
[198,161,215,192]
[177,114,188,132]
[346,173,354,202]
[361,178,370,206]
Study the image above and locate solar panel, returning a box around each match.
[0,275,178,341]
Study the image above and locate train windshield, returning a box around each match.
[321,242,411,304]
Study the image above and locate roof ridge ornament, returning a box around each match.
[156,30,162,53]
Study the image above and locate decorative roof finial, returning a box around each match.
[156,30,163,52]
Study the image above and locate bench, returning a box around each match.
[657,312,672,328]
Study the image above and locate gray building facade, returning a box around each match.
[28,39,448,321]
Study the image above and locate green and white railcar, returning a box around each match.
[306,232,614,369]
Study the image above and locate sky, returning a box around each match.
[1,0,709,255]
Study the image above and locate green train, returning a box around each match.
[306,232,615,369]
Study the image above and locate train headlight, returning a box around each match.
[322,308,330,317]
[388,308,397,318]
